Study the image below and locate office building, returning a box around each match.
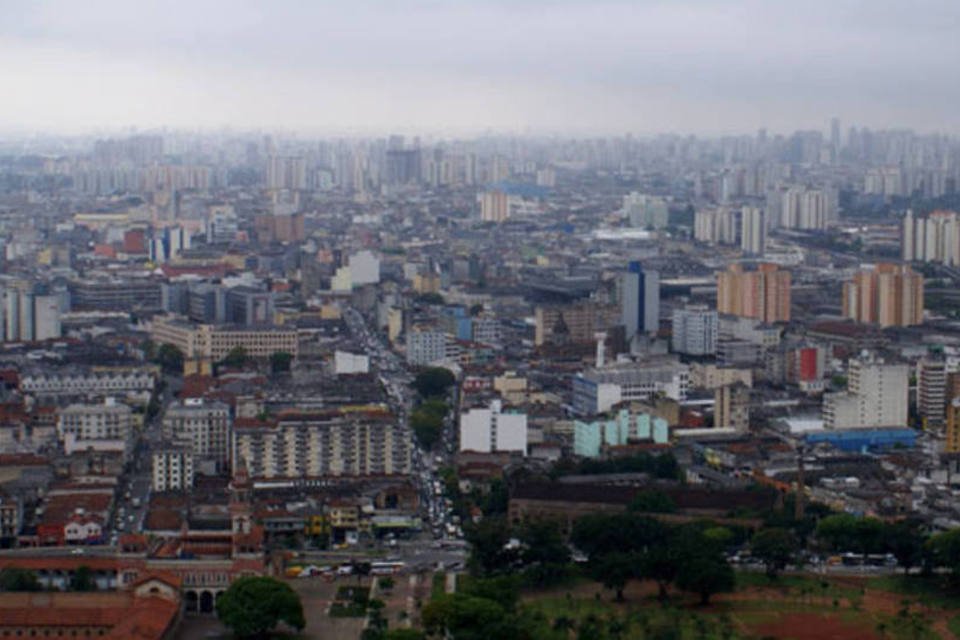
[622,262,660,339]
[716,264,791,323]
[671,306,718,356]
[459,400,528,455]
[534,302,619,346]
[841,263,924,327]
[406,330,449,366]
[740,206,765,255]
[57,398,134,456]
[823,355,908,429]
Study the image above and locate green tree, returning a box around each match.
[627,490,676,514]
[518,519,571,587]
[885,519,926,575]
[0,568,42,592]
[421,593,506,640]
[675,554,735,605]
[215,576,306,638]
[71,565,96,591]
[926,528,960,580]
[751,528,799,579]
[571,513,666,558]
[590,552,637,602]
[412,367,456,398]
[410,408,444,450]
[384,630,425,640]
[464,516,518,576]
[154,343,184,374]
[415,292,446,306]
[639,544,680,601]
[270,351,293,373]
[222,346,249,369]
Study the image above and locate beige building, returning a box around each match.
[716,263,791,323]
[715,384,750,431]
[149,315,299,360]
[233,409,412,479]
[57,398,134,455]
[534,303,619,346]
[690,363,753,390]
[841,263,923,328]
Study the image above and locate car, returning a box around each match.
[70,547,85,555]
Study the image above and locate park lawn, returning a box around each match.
[867,575,960,609]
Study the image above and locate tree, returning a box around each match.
[590,552,637,601]
[469,304,485,317]
[270,351,293,373]
[885,519,926,575]
[412,367,456,398]
[675,554,735,605]
[216,576,305,638]
[0,568,42,592]
[518,519,571,586]
[410,408,443,450]
[421,593,506,640]
[571,513,666,558]
[464,516,517,576]
[639,544,680,601]
[71,565,96,591]
[751,528,799,579]
[926,529,960,581]
[222,346,249,369]
[627,490,676,514]
[154,343,184,374]
[384,631,425,640]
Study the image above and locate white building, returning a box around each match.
[20,367,155,401]
[162,399,231,472]
[780,186,837,230]
[672,306,718,356]
[823,355,908,429]
[152,446,195,492]
[622,192,669,229]
[348,250,380,286]
[740,206,765,255]
[334,351,370,375]
[57,398,134,455]
[406,330,450,366]
[572,358,690,415]
[694,207,737,245]
[459,400,527,454]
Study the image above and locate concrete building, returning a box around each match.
[162,399,231,472]
[671,305,718,356]
[572,359,689,416]
[57,398,134,455]
[232,409,411,479]
[779,186,836,230]
[406,330,449,366]
[534,302,619,346]
[622,192,668,229]
[459,400,527,455]
[622,262,660,339]
[917,356,949,428]
[334,351,370,375]
[149,316,299,360]
[740,206,765,255]
[823,355,908,429]
[690,364,753,390]
[715,384,750,431]
[573,409,669,457]
[902,209,960,266]
[152,446,195,492]
[716,263,791,323]
[946,397,960,453]
[841,263,924,328]
[694,207,736,245]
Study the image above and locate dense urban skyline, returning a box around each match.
[2,0,959,135]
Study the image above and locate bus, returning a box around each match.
[370,561,406,576]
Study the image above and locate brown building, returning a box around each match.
[842,263,924,327]
[716,263,791,323]
[254,213,305,244]
[534,302,619,346]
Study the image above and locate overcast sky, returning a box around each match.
[1,0,958,136]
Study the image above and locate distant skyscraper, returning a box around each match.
[694,207,737,245]
[716,263,791,323]
[780,186,837,230]
[622,262,660,338]
[841,263,924,327]
[740,206,765,255]
[622,193,669,229]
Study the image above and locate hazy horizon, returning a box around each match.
[2,0,959,136]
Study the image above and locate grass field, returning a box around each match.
[515,572,960,639]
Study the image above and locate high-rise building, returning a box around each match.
[459,400,528,454]
[841,263,924,327]
[902,210,960,266]
[780,186,837,230]
[715,383,750,431]
[823,355,908,429]
[946,397,960,453]
[671,306,718,356]
[716,264,791,323]
[740,206,765,255]
[479,189,509,222]
[917,356,948,428]
[622,193,669,229]
[621,262,660,338]
[694,207,737,245]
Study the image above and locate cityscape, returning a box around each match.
[1,2,960,640]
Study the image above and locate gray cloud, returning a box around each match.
[0,0,957,134]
